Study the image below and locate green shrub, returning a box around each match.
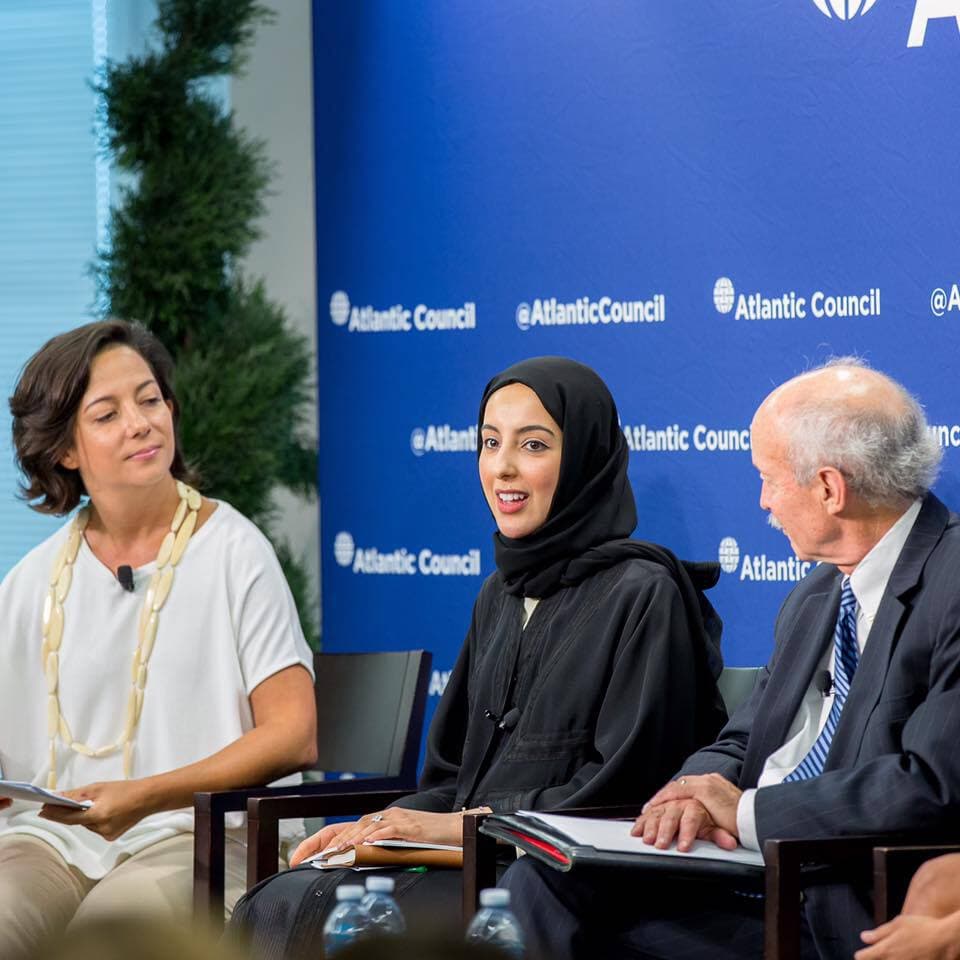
[95,0,318,644]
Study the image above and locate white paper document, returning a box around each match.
[0,779,92,810]
[307,838,464,869]
[362,839,462,851]
[517,811,764,867]
[306,838,462,862]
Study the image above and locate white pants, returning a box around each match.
[0,832,256,958]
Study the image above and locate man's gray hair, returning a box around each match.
[783,357,942,506]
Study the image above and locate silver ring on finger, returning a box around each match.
[678,778,687,785]
[370,813,384,823]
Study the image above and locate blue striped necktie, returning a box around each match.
[784,577,859,782]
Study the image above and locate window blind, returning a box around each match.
[0,2,101,574]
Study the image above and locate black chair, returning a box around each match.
[462,662,954,958]
[462,666,762,924]
[193,649,431,929]
[762,834,960,960]
[761,835,880,960]
[716,666,762,717]
[872,841,960,920]
[703,666,960,958]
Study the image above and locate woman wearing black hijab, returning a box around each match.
[232,357,725,949]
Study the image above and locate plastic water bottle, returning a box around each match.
[466,888,525,958]
[361,875,406,936]
[323,884,370,956]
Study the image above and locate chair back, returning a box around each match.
[717,666,761,716]
[312,650,431,784]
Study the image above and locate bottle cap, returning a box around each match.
[479,888,510,907]
[365,876,396,893]
[336,885,366,901]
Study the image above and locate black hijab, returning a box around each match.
[478,356,722,677]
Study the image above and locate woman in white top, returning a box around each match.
[0,320,317,957]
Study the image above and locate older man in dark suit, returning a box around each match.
[503,359,960,960]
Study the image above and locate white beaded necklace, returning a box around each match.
[41,480,202,789]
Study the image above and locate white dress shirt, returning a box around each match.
[736,499,923,850]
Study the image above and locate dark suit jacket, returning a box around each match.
[678,493,960,951]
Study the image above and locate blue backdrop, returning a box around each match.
[312,0,960,759]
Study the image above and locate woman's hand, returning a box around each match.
[38,780,154,841]
[289,808,466,867]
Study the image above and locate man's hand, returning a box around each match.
[631,774,742,852]
[856,914,960,960]
[290,808,466,867]
[38,780,154,841]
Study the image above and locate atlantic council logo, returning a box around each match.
[622,422,751,453]
[410,425,477,457]
[805,0,960,47]
[713,278,735,315]
[515,303,532,331]
[909,2,960,46]
[429,669,451,696]
[331,532,482,576]
[328,289,476,334]
[515,293,665,331]
[718,537,740,574]
[713,277,881,321]
[719,536,813,582]
[930,284,960,317]
[810,0,878,19]
[329,291,350,326]
[333,531,355,567]
[928,424,960,448]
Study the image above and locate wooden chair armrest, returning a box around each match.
[460,803,645,924]
[763,835,903,960]
[193,778,414,930]
[246,787,414,888]
[874,843,960,923]
[194,786,285,924]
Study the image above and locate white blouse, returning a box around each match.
[0,500,313,878]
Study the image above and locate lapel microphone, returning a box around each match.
[484,707,522,730]
[498,707,521,731]
[117,565,135,592]
[815,669,834,697]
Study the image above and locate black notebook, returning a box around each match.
[481,811,765,882]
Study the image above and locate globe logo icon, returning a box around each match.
[718,537,740,574]
[333,531,355,567]
[329,290,350,326]
[810,0,878,18]
[713,277,735,315]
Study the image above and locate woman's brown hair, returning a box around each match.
[9,320,198,515]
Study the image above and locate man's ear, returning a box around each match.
[818,466,847,515]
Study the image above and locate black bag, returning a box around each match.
[230,863,462,960]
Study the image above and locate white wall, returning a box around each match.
[231,2,320,632]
